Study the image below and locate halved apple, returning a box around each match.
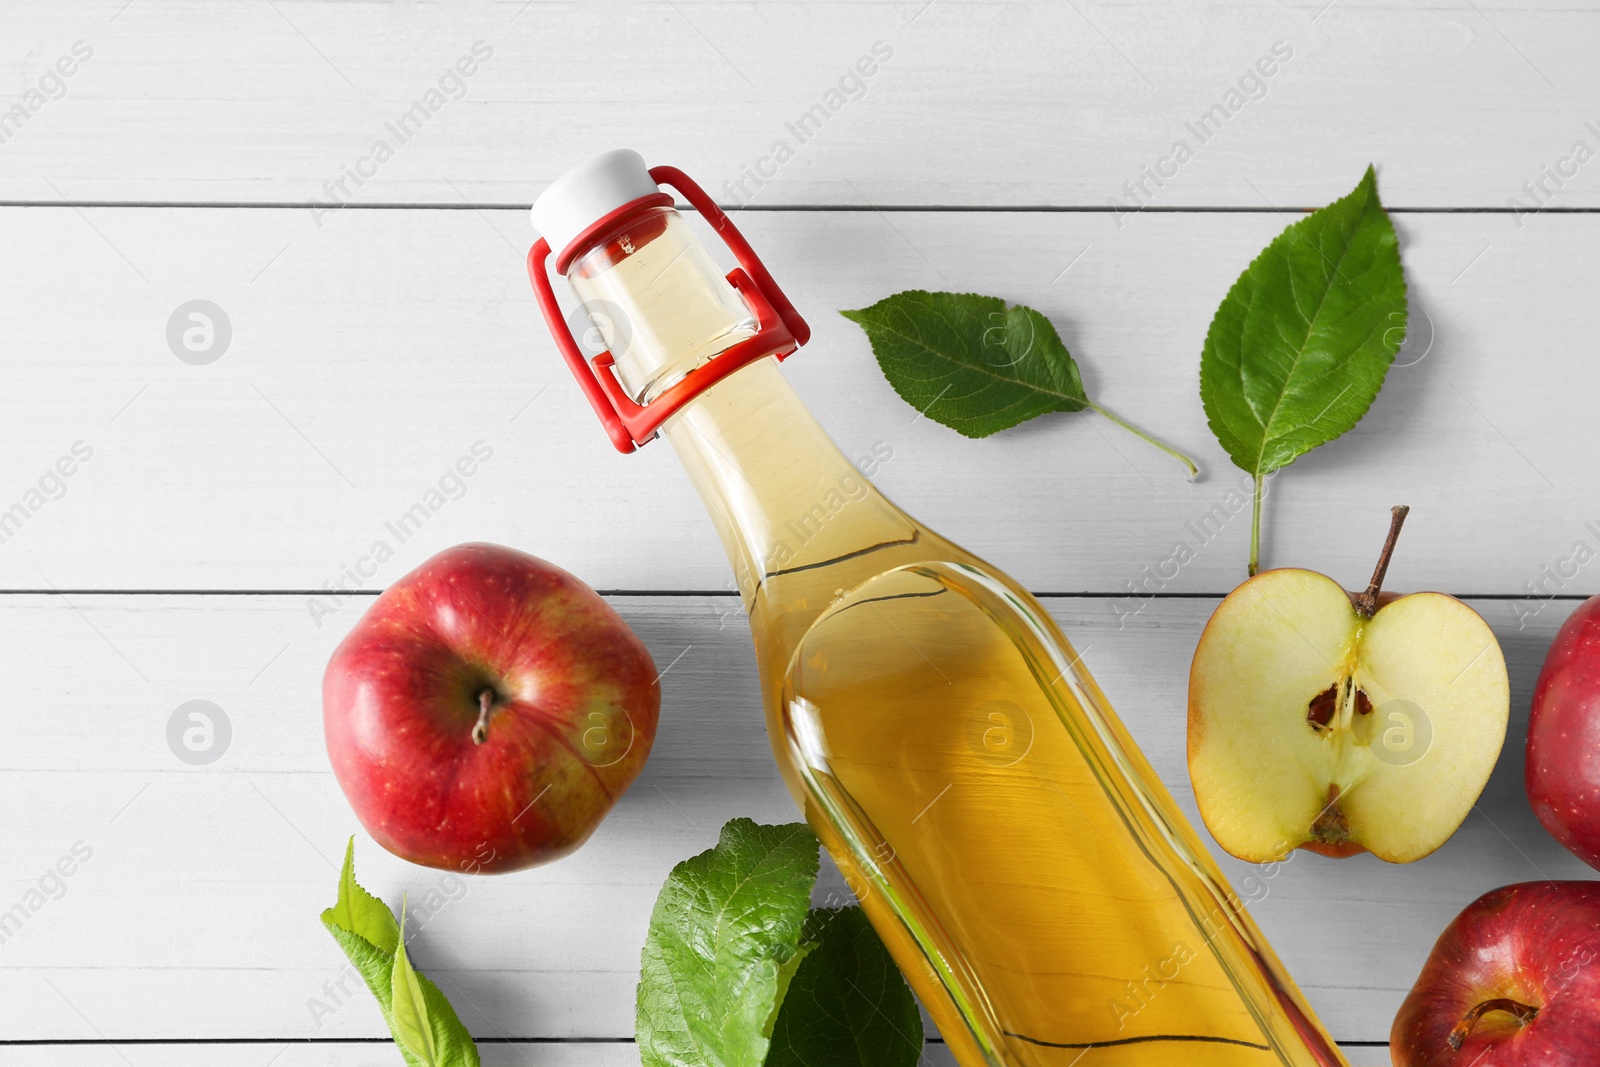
[1188,508,1509,863]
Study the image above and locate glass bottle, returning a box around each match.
[528,150,1347,1067]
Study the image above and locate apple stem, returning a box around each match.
[1448,997,1538,1051]
[471,689,495,745]
[1351,505,1410,617]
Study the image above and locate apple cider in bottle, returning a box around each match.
[527,150,1348,1067]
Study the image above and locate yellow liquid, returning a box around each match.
[777,564,1334,1066]
[571,212,1346,1067]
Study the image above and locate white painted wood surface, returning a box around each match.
[2,205,1595,598]
[0,1,1595,208]
[4,2,1595,1064]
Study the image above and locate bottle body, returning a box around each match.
[663,364,1344,1067]
[557,203,1347,1067]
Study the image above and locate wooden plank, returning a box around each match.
[0,592,1581,1046]
[0,1040,1395,1067]
[0,205,1590,598]
[0,1044,707,1067]
[0,1,1594,208]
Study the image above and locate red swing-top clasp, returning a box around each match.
[527,165,810,454]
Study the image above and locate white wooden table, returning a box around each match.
[4,2,1596,1064]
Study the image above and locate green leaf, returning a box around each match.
[763,941,815,1041]
[766,907,924,1067]
[320,839,401,1023]
[403,973,482,1067]
[842,291,1087,439]
[636,819,820,1067]
[321,921,398,1024]
[392,905,442,1067]
[1199,166,1407,571]
[320,843,480,1067]
[1200,165,1405,476]
[843,291,1198,475]
[324,837,400,954]
[387,935,482,1067]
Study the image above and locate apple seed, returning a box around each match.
[1307,684,1339,729]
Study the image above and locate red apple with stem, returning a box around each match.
[1392,881,1600,1065]
[1527,593,1600,870]
[324,543,659,873]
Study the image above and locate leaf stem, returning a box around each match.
[1085,401,1199,480]
[1249,474,1264,577]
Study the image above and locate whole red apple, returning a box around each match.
[1528,594,1600,870]
[1392,881,1600,1065]
[324,543,659,873]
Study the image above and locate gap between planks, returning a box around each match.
[0,201,1595,214]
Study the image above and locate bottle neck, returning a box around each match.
[659,358,916,608]
[560,208,914,608]
[567,207,758,405]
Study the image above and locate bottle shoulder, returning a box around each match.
[747,524,1042,668]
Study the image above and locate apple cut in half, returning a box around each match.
[1188,508,1509,863]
